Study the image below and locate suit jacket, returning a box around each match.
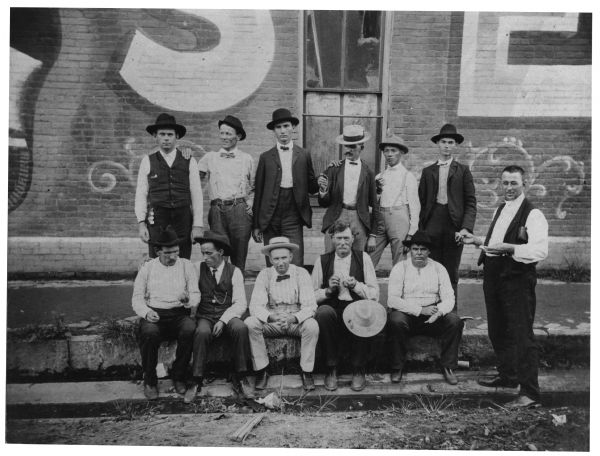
[318,160,380,234]
[253,144,319,231]
[418,159,477,232]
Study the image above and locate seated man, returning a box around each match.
[311,219,380,392]
[245,237,319,392]
[132,225,200,400]
[185,231,252,403]
[387,230,464,385]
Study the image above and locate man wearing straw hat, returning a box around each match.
[317,124,380,253]
[370,133,420,267]
[311,219,382,391]
[245,237,320,392]
[387,230,464,385]
[132,225,200,400]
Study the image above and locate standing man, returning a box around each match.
[197,115,255,272]
[252,108,319,267]
[418,124,476,308]
[186,231,252,403]
[132,225,199,400]
[462,165,548,408]
[245,237,319,392]
[317,125,380,253]
[370,134,420,267]
[311,220,380,392]
[135,113,203,260]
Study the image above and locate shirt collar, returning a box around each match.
[504,192,525,208]
[345,158,361,166]
[335,253,352,262]
[159,148,177,159]
[437,157,453,167]
[273,264,295,277]
[387,161,406,172]
[218,147,238,156]
[277,141,294,151]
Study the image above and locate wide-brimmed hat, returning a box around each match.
[218,115,246,141]
[335,124,371,145]
[266,108,299,130]
[431,123,464,144]
[402,230,433,249]
[146,113,187,138]
[150,225,182,248]
[260,236,299,255]
[342,300,387,338]
[379,134,408,153]
[194,230,232,256]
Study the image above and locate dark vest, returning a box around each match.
[197,261,235,321]
[148,150,191,208]
[319,249,365,308]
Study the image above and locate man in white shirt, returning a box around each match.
[387,230,464,385]
[245,237,319,391]
[312,220,380,392]
[135,113,203,259]
[462,165,548,409]
[131,225,200,400]
[370,134,420,267]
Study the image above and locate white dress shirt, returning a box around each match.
[343,158,362,206]
[278,141,294,188]
[436,157,453,205]
[377,162,420,235]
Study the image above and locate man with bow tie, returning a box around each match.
[197,115,255,273]
[244,237,319,392]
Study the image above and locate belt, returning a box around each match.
[211,197,246,206]
[380,205,407,212]
[342,203,357,210]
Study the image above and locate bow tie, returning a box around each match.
[279,146,290,151]
[276,274,290,282]
[220,151,235,158]
[347,160,358,165]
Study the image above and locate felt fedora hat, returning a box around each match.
[194,230,232,257]
[266,108,299,130]
[218,115,246,141]
[260,236,299,255]
[378,134,409,153]
[146,113,187,138]
[335,124,371,145]
[342,300,387,338]
[402,230,433,249]
[431,123,464,144]
[150,225,182,247]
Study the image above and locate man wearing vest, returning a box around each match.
[135,113,204,260]
[462,165,548,409]
[185,231,252,403]
[311,219,380,391]
[387,230,463,385]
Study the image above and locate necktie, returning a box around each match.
[280,146,290,151]
[220,151,234,158]
[276,274,290,282]
[348,161,358,165]
[211,268,218,280]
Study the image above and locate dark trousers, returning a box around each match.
[483,257,540,401]
[147,205,193,259]
[208,201,252,272]
[315,303,375,370]
[387,310,464,370]
[192,317,251,378]
[425,203,463,310]
[263,188,304,267]
[138,307,196,386]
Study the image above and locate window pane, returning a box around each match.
[306,11,343,89]
[343,11,382,90]
[305,115,341,174]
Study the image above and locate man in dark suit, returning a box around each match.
[317,125,379,253]
[252,108,319,267]
[418,124,476,308]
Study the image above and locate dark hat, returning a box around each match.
[431,124,464,144]
[218,115,246,141]
[150,225,182,248]
[402,230,433,249]
[146,113,187,138]
[194,230,232,256]
[378,134,408,153]
[267,108,299,130]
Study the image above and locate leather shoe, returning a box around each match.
[390,369,403,383]
[505,395,541,409]
[173,380,187,395]
[324,368,338,391]
[442,367,458,385]
[301,371,315,391]
[254,368,269,390]
[183,383,200,403]
[143,384,159,400]
[351,371,367,392]
[477,375,518,388]
[231,374,254,399]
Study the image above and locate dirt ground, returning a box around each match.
[6,402,589,450]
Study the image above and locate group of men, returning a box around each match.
[133,109,548,409]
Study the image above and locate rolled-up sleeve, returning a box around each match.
[513,209,549,264]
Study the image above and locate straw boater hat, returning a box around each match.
[150,225,182,247]
[260,236,300,255]
[378,134,409,153]
[218,115,246,141]
[402,230,433,249]
[266,108,299,130]
[430,123,464,144]
[335,124,371,145]
[343,300,387,338]
[194,230,232,257]
[146,113,187,138]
